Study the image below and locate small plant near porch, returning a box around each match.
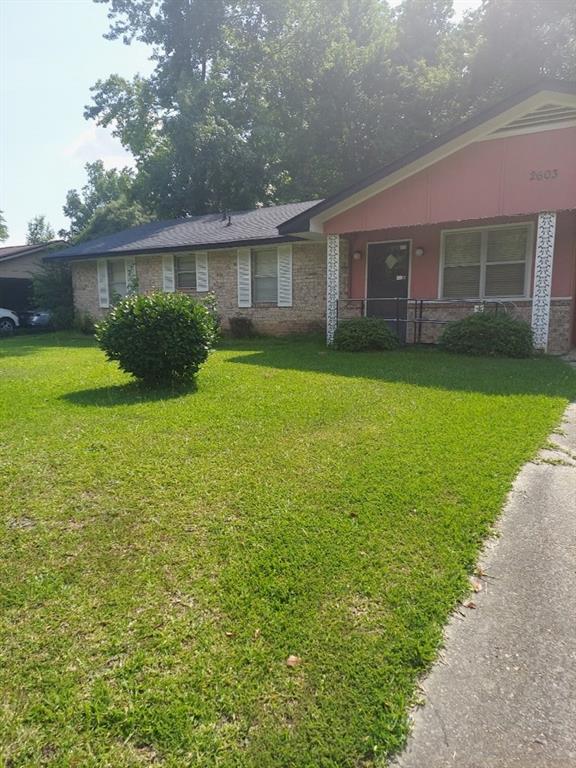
[439,312,534,358]
[96,292,218,385]
[333,317,400,351]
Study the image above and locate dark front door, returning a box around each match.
[366,241,410,340]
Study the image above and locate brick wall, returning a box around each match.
[71,247,573,352]
[547,300,574,354]
[71,261,101,319]
[71,239,349,335]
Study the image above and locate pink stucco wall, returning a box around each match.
[325,126,576,234]
[347,211,576,302]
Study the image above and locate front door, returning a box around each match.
[366,240,410,340]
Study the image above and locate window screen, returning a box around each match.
[176,254,197,289]
[107,259,127,300]
[252,248,278,303]
[442,225,529,299]
[442,231,482,298]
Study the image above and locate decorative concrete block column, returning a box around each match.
[326,234,340,344]
[531,212,557,351]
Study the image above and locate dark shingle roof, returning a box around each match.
[48,201,322,260]
[0,241,66,261]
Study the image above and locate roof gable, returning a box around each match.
[278,81,576,235]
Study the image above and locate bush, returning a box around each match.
[73,313,96,335]
[95,292,218,385]
[333,317,400,352]
[32,261,74,329]
[229,316,256,338]
[439,311,533,358]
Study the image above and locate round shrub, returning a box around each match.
[333,317,400,352]
[96,292,218,384]
[438,311,533,358]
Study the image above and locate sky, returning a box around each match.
[0,0,481,246]
[0,0,153,245]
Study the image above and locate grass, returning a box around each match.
[1,332,574,768]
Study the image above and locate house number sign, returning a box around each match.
[529,169,558,181]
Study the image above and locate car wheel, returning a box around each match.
[0,318,16,335]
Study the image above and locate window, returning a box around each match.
[252,248,278,303]
[176,254,196,289]
[107,259,127,300]
[441,224,531,299]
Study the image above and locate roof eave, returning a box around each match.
[47,234,308,261]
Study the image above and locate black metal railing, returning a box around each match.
[336,298,521,344]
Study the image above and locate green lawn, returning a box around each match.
[1,333,574,767]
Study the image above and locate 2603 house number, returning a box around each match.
[529,169,558,181]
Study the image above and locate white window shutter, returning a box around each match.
[237,248,252,307]
[97,259,109,308]
[277,244,293,307]
[162,254,175,292]
[125,256,137,293]
[196,251,209,292]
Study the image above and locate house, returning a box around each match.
[51,81,576,353]
[0,241,67,314]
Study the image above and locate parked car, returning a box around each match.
[19,309,53,329]
[0,307,19,334]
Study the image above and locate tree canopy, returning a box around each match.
[63,0,575,238]
[26,215,55,245]
[61,160,151,242]
[0,211,7,242]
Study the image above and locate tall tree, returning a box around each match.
[0,211,8,242]
[85,0,575,221]
[61,159,151,242]
[26,215,55,245]
[461,0,576,107]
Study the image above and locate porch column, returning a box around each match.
[326,234,340,344]
[531,212,557,351]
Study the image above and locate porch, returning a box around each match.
[336,297,535,345]
[326,210,576,355]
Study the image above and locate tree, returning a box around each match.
[85,0,575,221]
[88,0,414,210]
[62,160,143,240]
[0,211,7,242]
[88,0,277,216]
[26,215,55,244]
[32,261,74,329]
[75,198,151,242]
[461,0,576,107]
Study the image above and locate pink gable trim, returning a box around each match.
[324,126,576,234]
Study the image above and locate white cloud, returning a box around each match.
[63,124,136,170]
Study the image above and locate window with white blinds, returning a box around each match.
[252,248,278,303]
[441,224,531,299]
[175,254,197,289]
[107,259,128,301]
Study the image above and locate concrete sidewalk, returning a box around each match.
[395,403,576,768]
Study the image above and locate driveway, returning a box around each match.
[395,402,576,768]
